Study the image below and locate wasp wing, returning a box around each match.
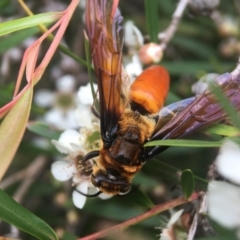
[85,0,124,145]
[145,73,240,158]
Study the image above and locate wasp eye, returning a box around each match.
[108,173,117,180]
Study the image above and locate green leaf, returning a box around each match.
[165,91,181,105]
[144,0,159,43]
[0,189,58,240]
[162,61,234,75]
[0,87,33,179]
[181,169,195,199]
[84,198,157,227]
[172,36,215,59]
[124,187,154,209]
[145,139,223,147]
[210,83,240,130]
[27,121,62,140]
[0,27,43,54]
[62,232,77,240]
[204,124,240,137]
[0,0,10,9]
[84,33,94,96]
[84,32,99,112]
[0,12,61,36]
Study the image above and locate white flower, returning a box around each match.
[51,160,77,181]
[77,83,98,105]
[79,0,86,10]
[208,181,240,228]
[216,140,240,185]
[191,73,219,95]
[124,21,144,50]
[125,55,143,83]
[34,74,78,130]
[207,140,240,230]
[44,108,78,130]
[1,47,22,77]
[51,118,111,209]
[33,89,55,108]
[56,75,76,93]
[1,37,36,78]
[74,105,97,129]
[72,181,89,209]
[51,129,86,155]
[159,209,186,240]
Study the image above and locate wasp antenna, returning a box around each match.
[75,189,102,198]
[82,150,100,162]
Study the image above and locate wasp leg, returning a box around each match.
[82,150,100,163]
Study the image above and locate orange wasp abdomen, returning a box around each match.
[129,65,170,114]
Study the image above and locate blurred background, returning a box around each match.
[0,0,239,239]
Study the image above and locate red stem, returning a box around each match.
[79,192,200,240]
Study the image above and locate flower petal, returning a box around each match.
[191,73,219,95]
[167,209,184,227]
[124,21,144,49]
[208,181,240,228]
[56,74,76,92]
[59,129,82,148]
[51,139,72,154]
[34,89,55,107]
[72,182,88,209]
[216,140,240,185]
[77,83,97,105]
[74,105,94,128]
[51,161,75,181]
[125,55,142,83]
[44,108,67,129]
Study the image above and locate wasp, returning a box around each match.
[83,0,240,196]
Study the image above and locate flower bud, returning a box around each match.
[138,43,163,65]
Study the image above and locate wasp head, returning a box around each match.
[91,165,132,195]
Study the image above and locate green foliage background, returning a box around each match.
[0,0,239,239]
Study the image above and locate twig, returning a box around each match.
[158,0,190,51]
[79,192,200,240]
[13,155,48,203]
[0,155,47,191]
[0,169,27,189]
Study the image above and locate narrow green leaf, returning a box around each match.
[0,0,10,9]
[204,124,240,137]
[84,33,95,99]
[125,187,154,209]
[0,189,58,240]
[27,121,61,140]
[145,139,223,147]
[172,36,215,59]
[162,61,234,75]
[0,87,33,179]
[0,12,61,36]
[210,83,240,130]
[0,27,43,54]
[144,0,159,43]
[84,32,99,113]
[181,169,195,199]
